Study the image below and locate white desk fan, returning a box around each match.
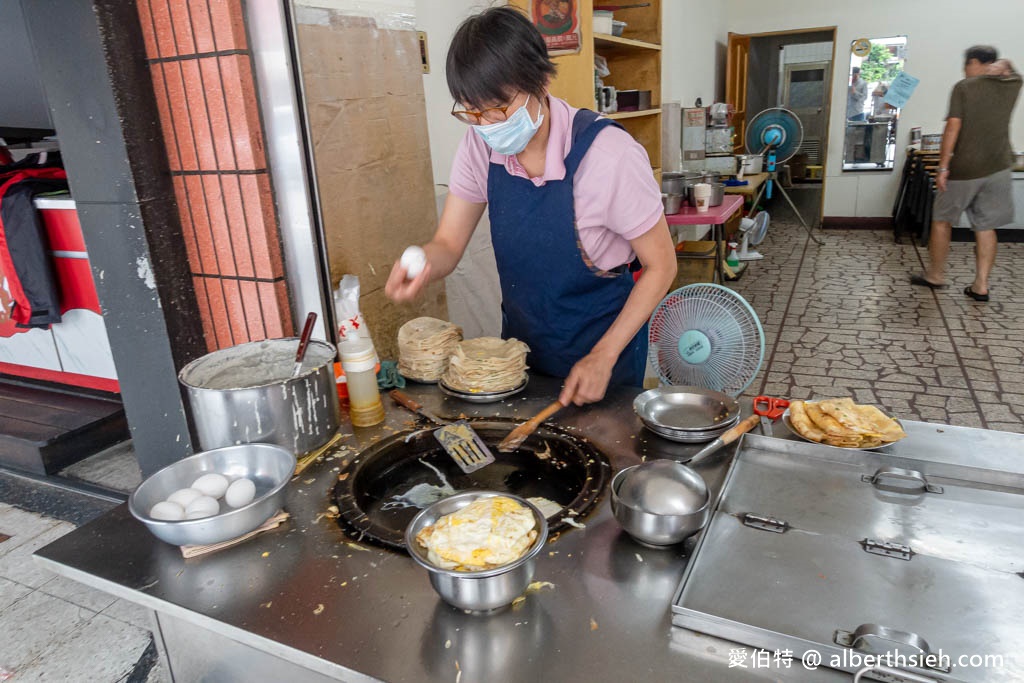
[648,284,765,397]
[737,211,770,261]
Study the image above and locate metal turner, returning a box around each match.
[389,390,495,474]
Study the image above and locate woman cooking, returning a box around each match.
[385,6,676,406]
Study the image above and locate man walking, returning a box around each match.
[911,46,1021,301]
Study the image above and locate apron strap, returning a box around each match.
[564,109,623,177]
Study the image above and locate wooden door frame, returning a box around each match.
[728,27,837,227]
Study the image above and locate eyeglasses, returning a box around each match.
[450,102,513,125]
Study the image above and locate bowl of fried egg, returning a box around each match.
[405,491,548,612]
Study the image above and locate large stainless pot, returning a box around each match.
[179,338,340,455]
[662,171,700,196]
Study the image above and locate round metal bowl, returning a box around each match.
[611,462,710,547]
[405,491,548,612]
[128,443,295,546]
[634,386,739,432]
[640,415,738,443]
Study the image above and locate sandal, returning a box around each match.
[964,286,989,302]
[909,274,948,289]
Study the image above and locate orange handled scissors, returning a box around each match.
[753,395,790,436]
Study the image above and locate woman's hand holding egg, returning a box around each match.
[384,246,432,303]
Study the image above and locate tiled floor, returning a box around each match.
[731,215,1023,433]
[1,214,1022,681]
[0,500,169,682]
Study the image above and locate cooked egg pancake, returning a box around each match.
[416,496,537,571]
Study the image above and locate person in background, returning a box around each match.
[911,46,1021,302]
[847,67,868,121]
[871,82,891,117]
[385,7,676,406]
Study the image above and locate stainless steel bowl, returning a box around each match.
[634,386,740,431]
[662,193,683,215]
[611,462,710,547]
[128,443,295,546]
[662,171,700,196]
[639,414,739,443]
[405,491,549,612]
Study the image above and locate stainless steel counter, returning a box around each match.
[33,377,1021,682]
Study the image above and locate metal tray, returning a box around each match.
[438,376,528,403]
[671,433,1024,682]
[780,407,899,451]
[633,386,739,432]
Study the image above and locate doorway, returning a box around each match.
[727,28,837,228]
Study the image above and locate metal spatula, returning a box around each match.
[389,390,495,474]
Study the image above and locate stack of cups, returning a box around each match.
[693,183,712,213]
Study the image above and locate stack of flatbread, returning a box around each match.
[789,398,906,448]
[441,337,529,393]
[397,317,463,382]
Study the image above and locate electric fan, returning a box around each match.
[737,211,770,261]
[744,107,822,245]
[648,284,765,397]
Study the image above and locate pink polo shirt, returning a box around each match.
[448,96,663,272]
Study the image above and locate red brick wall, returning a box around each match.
[136,0,293,350]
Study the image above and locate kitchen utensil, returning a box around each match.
[780,408,898,451]
[753,395,789,437]
[661,171,698,196]
[389,390,496,473]
[611,462,710,546]
[611,20,627,37]
[335,420,607,548]
[129,443,295,546]
[661,193,683,215]
[735,153,763,178]
[706,182,725,207]
[648,284,765,396]
[640,415,740,444]
[688,414,760,465]
[633,386,740,431]
[291,312,318,378]
[404,491,548,611]
[438,375,528,403]
[497,400,564,453]
[179,338,341,455]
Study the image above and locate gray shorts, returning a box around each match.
[933,168,1014,230]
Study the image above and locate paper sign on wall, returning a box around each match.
[883,72,920,110]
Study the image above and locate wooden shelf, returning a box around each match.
[607,107,661,120]
[594,33,661,52]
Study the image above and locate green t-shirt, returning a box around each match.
[947,74,1022,180]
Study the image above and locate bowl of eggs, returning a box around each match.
[128,443,295,546]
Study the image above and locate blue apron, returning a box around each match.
[488,109,648,387]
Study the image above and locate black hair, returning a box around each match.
[851,66,860,74]
[446,6,557,109]
[964,45,998,64]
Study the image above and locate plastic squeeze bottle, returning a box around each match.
[338,337,385,427]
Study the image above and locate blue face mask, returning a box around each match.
[472,95,544,155]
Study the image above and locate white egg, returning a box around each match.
[149,501,185,521]
[166,487,203,508]
[400,245,426,279]
[224,477,256,508]
[191,473,229,499]
[185,495,220,519]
